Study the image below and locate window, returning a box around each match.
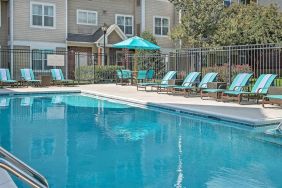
[224,0,231,7]
[238,0,257,4]
[32,50,53,71]
[31,2,55,28]
[77,10,97,25]
[154,17,169,36]
[116,15,133,36]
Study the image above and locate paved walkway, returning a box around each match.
[1,84,282,126]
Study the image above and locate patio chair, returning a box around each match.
[51,69,75,86]
[221,74,277,104]
[21,69,41,87]
[172,72,218,95]
[116,69,132,85]
[157,72,201,93]
[0,68,18,87]
[137,71,177,91]
[201,73,253,100]
[146,69,155,81]
[134,70,147,83]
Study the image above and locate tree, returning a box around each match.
[169,0,225,47]
[169,0,282,47]
[214,4,282,46]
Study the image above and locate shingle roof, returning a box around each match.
[67,28,104,43]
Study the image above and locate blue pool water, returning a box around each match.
[0,94,281,188]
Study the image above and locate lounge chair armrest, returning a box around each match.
[233,85,248,91]
[257,87,269,94]
[218,84,227,89]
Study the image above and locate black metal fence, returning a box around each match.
[169,44,282,86]
[0,44,282,85]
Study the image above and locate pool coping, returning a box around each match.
[0,88,281,127]
[81,90,281,127]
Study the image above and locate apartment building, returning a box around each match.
[0,0,178,78]
[67,0,178,65]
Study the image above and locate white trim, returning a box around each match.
[30,1,56,29]
[153,16,170,37]
[96,24,127,44]
[76,9,98,26]
[141,0,145,32]
[115,14,134,36]
[13,40,66,49]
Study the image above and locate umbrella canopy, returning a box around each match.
[113,36,160,50]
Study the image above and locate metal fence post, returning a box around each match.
[228,46,232,84]
[78,52,80,84]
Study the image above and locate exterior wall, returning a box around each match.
[13,0,67,45]
[144,0,178,49]
[108,30,123,44]
[0,1,8,47]
[68,0,135,35]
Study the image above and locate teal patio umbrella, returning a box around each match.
[113,36,160,71]
[113,36,160,50]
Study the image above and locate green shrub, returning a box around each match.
[75,65,123,83]
[203,63,252,82]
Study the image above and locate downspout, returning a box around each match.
[10,0,14,78]
[65,0,68,79]
[179,9,182,49]
[141,0,145,32]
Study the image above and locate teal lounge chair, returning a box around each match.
[172,72,218,95]
[116,69,132,85]
[221,74,277,104]
[21,69,41,86]
[201,73,253,100]
[137,71,177,91]
[51,69,75,86]
[157,72,201,93]
[263,95,282,107]
[0,68,18,87]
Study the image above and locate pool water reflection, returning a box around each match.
[0,94,281,188]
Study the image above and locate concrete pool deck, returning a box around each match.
[0,84,282,126]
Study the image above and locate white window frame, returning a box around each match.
[31,49,54,72]
[30,2,56,29]
[76,9,98,26]
[153,16,170,37]
[115,14,134,36]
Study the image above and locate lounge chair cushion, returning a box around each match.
[265,95,282,100]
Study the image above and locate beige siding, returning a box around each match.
[13,0,66,44]
[145,0,177,49]
[68,0,135,35]
[0,1,8,47]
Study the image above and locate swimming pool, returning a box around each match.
[0,94,281,188]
